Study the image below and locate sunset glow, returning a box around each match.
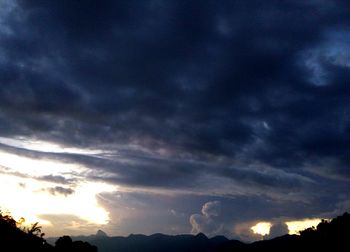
[0,174,116,226]
[0,145,117,229]
[286,219,322,235]
[251,222,271,236]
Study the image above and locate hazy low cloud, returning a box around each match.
[38,214,103,237]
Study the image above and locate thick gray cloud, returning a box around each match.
[0,0,349,239]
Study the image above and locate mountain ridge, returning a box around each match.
[46,212,350,252]
[6,212,342,252]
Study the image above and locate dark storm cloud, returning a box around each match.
[0,0,350,235]
[0,142,313,195]
[1,0,347,161]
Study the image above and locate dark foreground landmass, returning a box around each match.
[0,211,97,252]
[2,212,350,252]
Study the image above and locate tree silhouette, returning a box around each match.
[0,210,52,251]
[55,235,97,252]
[55,235,73,250]
[0,210,98,252]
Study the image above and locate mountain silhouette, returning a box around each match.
[52,212,350,252]
[96,230,108,237]
[2,211,350,252]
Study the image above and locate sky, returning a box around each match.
[0,0,349,241]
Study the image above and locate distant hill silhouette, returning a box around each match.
[0,211,97,252]
[96,229,108,237]
[50,212,350,252]
[2,210,349,252]
[51,232,234,252]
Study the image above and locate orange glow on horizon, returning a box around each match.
[286,218,322,235]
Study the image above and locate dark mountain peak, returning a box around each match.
[128,233,146,238]
[96,229,108,237]
[195,232,208,240]
[149,233,167,239]
[127,233,148,242]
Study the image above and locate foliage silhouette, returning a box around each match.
[55,235,97,252]
[0,210,97,252]
[0,210,52,251]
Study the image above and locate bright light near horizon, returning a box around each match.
[251,222,271,236]
[0,140,118,231]
[0,173,117,226]
[251,218,322,237]
[286,218,322,235]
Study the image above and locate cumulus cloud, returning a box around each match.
[265,221,289,239]
[201,201,221,217]
[190,201,223,237]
